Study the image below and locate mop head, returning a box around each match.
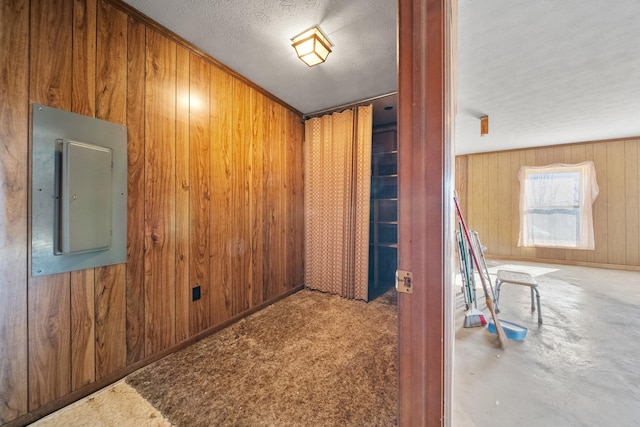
[463,306,487,328]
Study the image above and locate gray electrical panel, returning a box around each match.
[60,139,113,254]
[32,104,127,277]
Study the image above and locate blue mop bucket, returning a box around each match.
[488,318,528,341]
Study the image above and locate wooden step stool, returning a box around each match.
[494,270,542,324]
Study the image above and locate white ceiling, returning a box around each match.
[121,0,640,155]
[457,0,640,154]
[122,0,397,116]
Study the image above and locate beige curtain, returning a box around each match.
[304,105,372,300]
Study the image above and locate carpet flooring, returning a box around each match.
[126,289,398,426]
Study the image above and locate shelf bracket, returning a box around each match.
[395,270,413,294]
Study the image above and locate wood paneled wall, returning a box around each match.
[455,137,640,270]
[0,0,304,424]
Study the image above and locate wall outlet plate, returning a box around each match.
[192,286,201,301]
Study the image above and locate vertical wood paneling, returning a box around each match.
[30,0,73,108]
[459,138,640,268]
[470,155,487,240]
[624,140,639,265]
[466,155,481,237]
[509,151,521,257]
[606,140,626,265]
[94,0,127,379]
[284,107,295,290]
[552,145,569,163]
[28,275,71,410]
[292,113,305,288]
[174,46,190,343]
[189,52,212,334]
[497,151,511,255]
[209,66,233,325]
[125,17,146,365]
[28,0,73,411]
[70,270,95,390]
[144,30,177,355]
[3,0,306,419]
[454,156,468,217]
[72,0,97,115]
[570,144,587,164]
[592,142,608,263]
[276,104,287,296]
[70,0,97,393]
[263,98,277,301]
[287,109,305,289]
[0,0,29,422]
[264,100,284,300]
[96,0,125,124]
[486,154,499,253]
[231,78,251,315]
[250,89,265,305]
[95,265,126,379]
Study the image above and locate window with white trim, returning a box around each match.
[518,161,599,249]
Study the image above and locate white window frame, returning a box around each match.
[518,161,599,250]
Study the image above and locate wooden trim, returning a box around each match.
[398,0,453,425]
[106,0,303,117]
[5,285,304,427]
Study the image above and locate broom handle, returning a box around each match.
[453,195,507,348]
[458,226,474,305]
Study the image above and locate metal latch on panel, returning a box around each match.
[395,270,413,294]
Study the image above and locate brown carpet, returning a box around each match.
[126,289,398,426]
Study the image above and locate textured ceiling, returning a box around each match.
[121,0,398,115]
[121,0,640,154]
[456,0,640,154]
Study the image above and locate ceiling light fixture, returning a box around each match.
[291,26,332,67]
[480,115,489,136]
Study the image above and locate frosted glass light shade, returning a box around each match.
[292,26,332,67]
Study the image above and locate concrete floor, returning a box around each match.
[453,260,640,427]
[33,260,640,426]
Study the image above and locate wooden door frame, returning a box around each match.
[397,0,455,425]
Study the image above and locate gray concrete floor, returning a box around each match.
[453,260,640,427]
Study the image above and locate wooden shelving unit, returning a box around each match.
[369,126,398,298]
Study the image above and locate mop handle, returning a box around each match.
[453,194,507,348]
[453,196,487,290]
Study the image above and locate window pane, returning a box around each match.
[518,162,598,250]
[525,172,580,208]
[527,208,579,247]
